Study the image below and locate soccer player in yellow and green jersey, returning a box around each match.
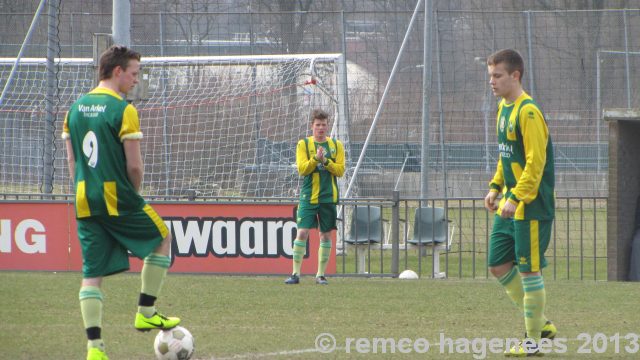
[483,49,557,356]
[62,45,179,360]
[285,109,345,285]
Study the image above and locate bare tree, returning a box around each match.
[163,0,220,45]
[253,0,324,53]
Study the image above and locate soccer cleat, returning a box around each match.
[87,347,109,360]
[541,320,557,340]
[134,312,180,332]
[315,276,329,285]
[284,274,300,284]
[523,320,557,340]
[505,339,543,357]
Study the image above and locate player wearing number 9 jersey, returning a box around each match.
[62,45,180,360]
[63,82,144,217]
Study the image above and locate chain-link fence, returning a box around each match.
[1,2,638,199]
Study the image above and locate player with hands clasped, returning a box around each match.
[285,109,345,285]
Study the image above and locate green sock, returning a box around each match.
[522,275,546,341]
[79,286,104,351]
[292,240,306,275]
[498,266,524,308]
[139,253,171,316]
[316,240,332,277]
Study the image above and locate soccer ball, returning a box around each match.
[399,269,419,280]
[154,326,195,360]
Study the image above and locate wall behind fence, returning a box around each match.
[1,1,638,199]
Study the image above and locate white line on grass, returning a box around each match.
[207,347,340,359]
[200,336,632,359]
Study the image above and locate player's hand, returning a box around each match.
[484,191,499,212]
[316,147,325,162]
[500,201,516,218]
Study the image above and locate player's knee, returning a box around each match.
[153,233,172,256]
[319,234,332,243]
[489,263,513,278]
[160,232,172,247]
[81,277,102,288]
[296,229,310,240]
[488,267,502,278]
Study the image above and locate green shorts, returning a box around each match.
[77,204,168,278]
[296,203,337,233]
[488,215,553,273]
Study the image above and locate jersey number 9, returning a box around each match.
[82,131,98,168]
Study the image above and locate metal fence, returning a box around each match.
[1,4,638,200]
[0,191,608,280]
[335,194,607,280]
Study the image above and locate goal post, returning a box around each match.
[0,53,350,199]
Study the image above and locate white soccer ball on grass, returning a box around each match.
[154,326,195,360]
[398,269,419,279]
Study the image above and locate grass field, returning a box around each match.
[1,271,638,359]
[334,249,609,282]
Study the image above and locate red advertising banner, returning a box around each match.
[0,202,73,271]
[1,202,335,275]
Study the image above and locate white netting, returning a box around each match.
[0,54,348,198]
[0,59,93,194]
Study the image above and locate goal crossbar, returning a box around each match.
[0,53,343,66]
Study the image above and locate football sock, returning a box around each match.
[79,286,104,350]
[499,267,549,324]
[292,240,306,275]
[522,275,546,341]
[87,339,105,352]
[316,240,332,277]
[139,253,171,317]
[498,266,524,308]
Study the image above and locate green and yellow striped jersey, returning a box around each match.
[62,87,145,218]
[489,92,555,220]
[296,136,345,204]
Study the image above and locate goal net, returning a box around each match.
[0,53,349,199]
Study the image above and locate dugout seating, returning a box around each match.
[406,207,454,279]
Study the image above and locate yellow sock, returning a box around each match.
[498,266,524,308]
[292,240,306,275]
[79,286,104,351]
[316,240,332,277]
[499,267,549,324]
[522,275,546,341]
[139,253,170,316]
[79,286,103,329]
